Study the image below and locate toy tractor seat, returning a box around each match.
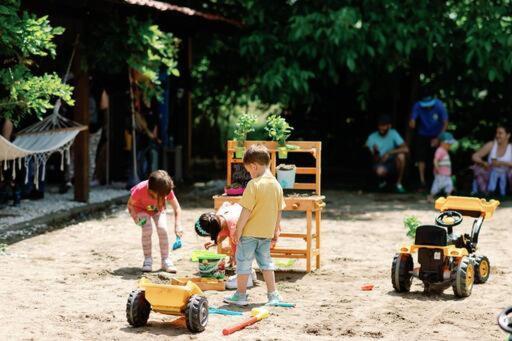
[415,225,450,246]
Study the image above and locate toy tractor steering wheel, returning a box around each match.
[498,307,512,333]
[436,211,463,228]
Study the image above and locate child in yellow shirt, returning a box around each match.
[223,144,286,306]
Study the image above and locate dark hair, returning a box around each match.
[195,212,222,242]
[419,84,434,100]
[377,114,391,125]
[243,144,270,165]
[148,170,174,196]
[497,125,511,135]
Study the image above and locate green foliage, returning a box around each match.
[265,114,293,146]
[0,0,73,123]
[87,16,180,104]
[233,113,257,145]
[404,216,421,238]
[126,18,180,104]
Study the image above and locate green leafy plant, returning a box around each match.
[0,0,73,123]
[233,113,257,146]
[126,18,180,105]
[404,216,421,238]
[265,114,293,147]
[86,16,180,105]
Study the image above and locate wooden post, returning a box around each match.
[72,48,90,202]
[315,209,321,269]
[306,209,312,272]
[186,36,193,172]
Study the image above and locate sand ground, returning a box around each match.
[0,191,510,340]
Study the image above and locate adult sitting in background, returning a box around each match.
[471,125,512,196]
[409,88,449,191]
[366,115,409,193]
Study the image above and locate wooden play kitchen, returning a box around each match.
[213,140,325,272]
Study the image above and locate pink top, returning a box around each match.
[216,202,242,256]
[434,147,451,176]
[130,180,175,215]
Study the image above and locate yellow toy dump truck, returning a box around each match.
[126,277,208,333]
[392,196,499,297]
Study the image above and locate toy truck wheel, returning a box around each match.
[126,289,151,327]
[185,295,208,333]
[474,255,490,284]
[391,253,413,292]
[452,257,474,298]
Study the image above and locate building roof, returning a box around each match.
[121,0,242,27]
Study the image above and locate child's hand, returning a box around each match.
[204,241,215,250]
[233,230,242,245]
[270,238,277,249]
[175,225,184,238]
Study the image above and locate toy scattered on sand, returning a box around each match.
[361,284,374,291]
[126,277,209,333]
[209,307,243,316]
[265,301,296,307]
[392,196,499,298]
[222,308,270,336]
[498,306,512,340]
[198,254,226,279]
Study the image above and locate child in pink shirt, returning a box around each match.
[195,202,242,264]
[127,170,183,273]
[195,202,258,289]
[429,132,456,200]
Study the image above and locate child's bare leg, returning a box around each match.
[154,213,170,260]
[237,274,250,294]
[140,217,153,258]
[262,270,276,293]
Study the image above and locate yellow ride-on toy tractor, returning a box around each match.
[392,196,499,297]
[126,277,209,333]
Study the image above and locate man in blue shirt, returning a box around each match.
[409,88,449,190]
[366,115,409,193]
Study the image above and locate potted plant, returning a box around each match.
[233,113,257,158]
[265,114,294,159]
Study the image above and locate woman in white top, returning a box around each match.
[471,125,512,195]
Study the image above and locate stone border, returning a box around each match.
[0,194,129,244]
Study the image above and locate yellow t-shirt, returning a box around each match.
[239,171,287,238]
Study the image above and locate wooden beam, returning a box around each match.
[186,35,193,172]
[72,45,89,203]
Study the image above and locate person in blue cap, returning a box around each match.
[366,114,409,192]
[409,87,449,191]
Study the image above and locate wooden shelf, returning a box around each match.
[219,140,325,272]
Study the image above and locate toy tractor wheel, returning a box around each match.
[126,289,151,327]
[452,257,474,298]
[185,295,208,333]
[474,255,490,284]
[391,253,413,292]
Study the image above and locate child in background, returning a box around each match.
[127,170,183,273]
[224,144,286,306]
[195,202,258,289]
[429,132,456,201]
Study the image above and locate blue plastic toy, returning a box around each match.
[208,307,243,316]
[172,236,182,251]
[265,302,296,308]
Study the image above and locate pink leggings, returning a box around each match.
[135,212,169,260]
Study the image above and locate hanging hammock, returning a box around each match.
[0,36,86,187]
